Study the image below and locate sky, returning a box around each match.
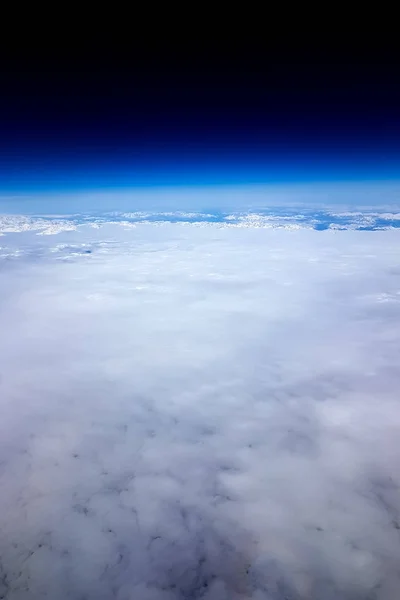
[1,44,400,212]
[1,223,400,598]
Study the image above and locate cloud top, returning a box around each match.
[0,224,400,598]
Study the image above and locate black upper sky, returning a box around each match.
[1,41,400,190]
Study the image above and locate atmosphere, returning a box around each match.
[1,46,400,209]
[2,39,400,600]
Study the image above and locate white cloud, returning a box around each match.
[0,224,400,598]
[0,215,78,236]
[3,208,400,236]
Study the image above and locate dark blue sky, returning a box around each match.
[1,44,400,206]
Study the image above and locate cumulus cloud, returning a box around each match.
[0,224,400,599]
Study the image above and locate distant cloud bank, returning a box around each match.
[2,206,400,238]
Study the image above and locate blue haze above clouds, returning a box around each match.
[2,180,400,216]
[1,212,400,598]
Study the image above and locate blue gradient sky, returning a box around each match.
[1,48,400,212]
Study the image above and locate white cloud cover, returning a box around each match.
[1,224,400,599]
[2,207,400,236]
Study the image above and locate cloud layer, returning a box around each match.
[1,224,400,599]
[2,206,400,237]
